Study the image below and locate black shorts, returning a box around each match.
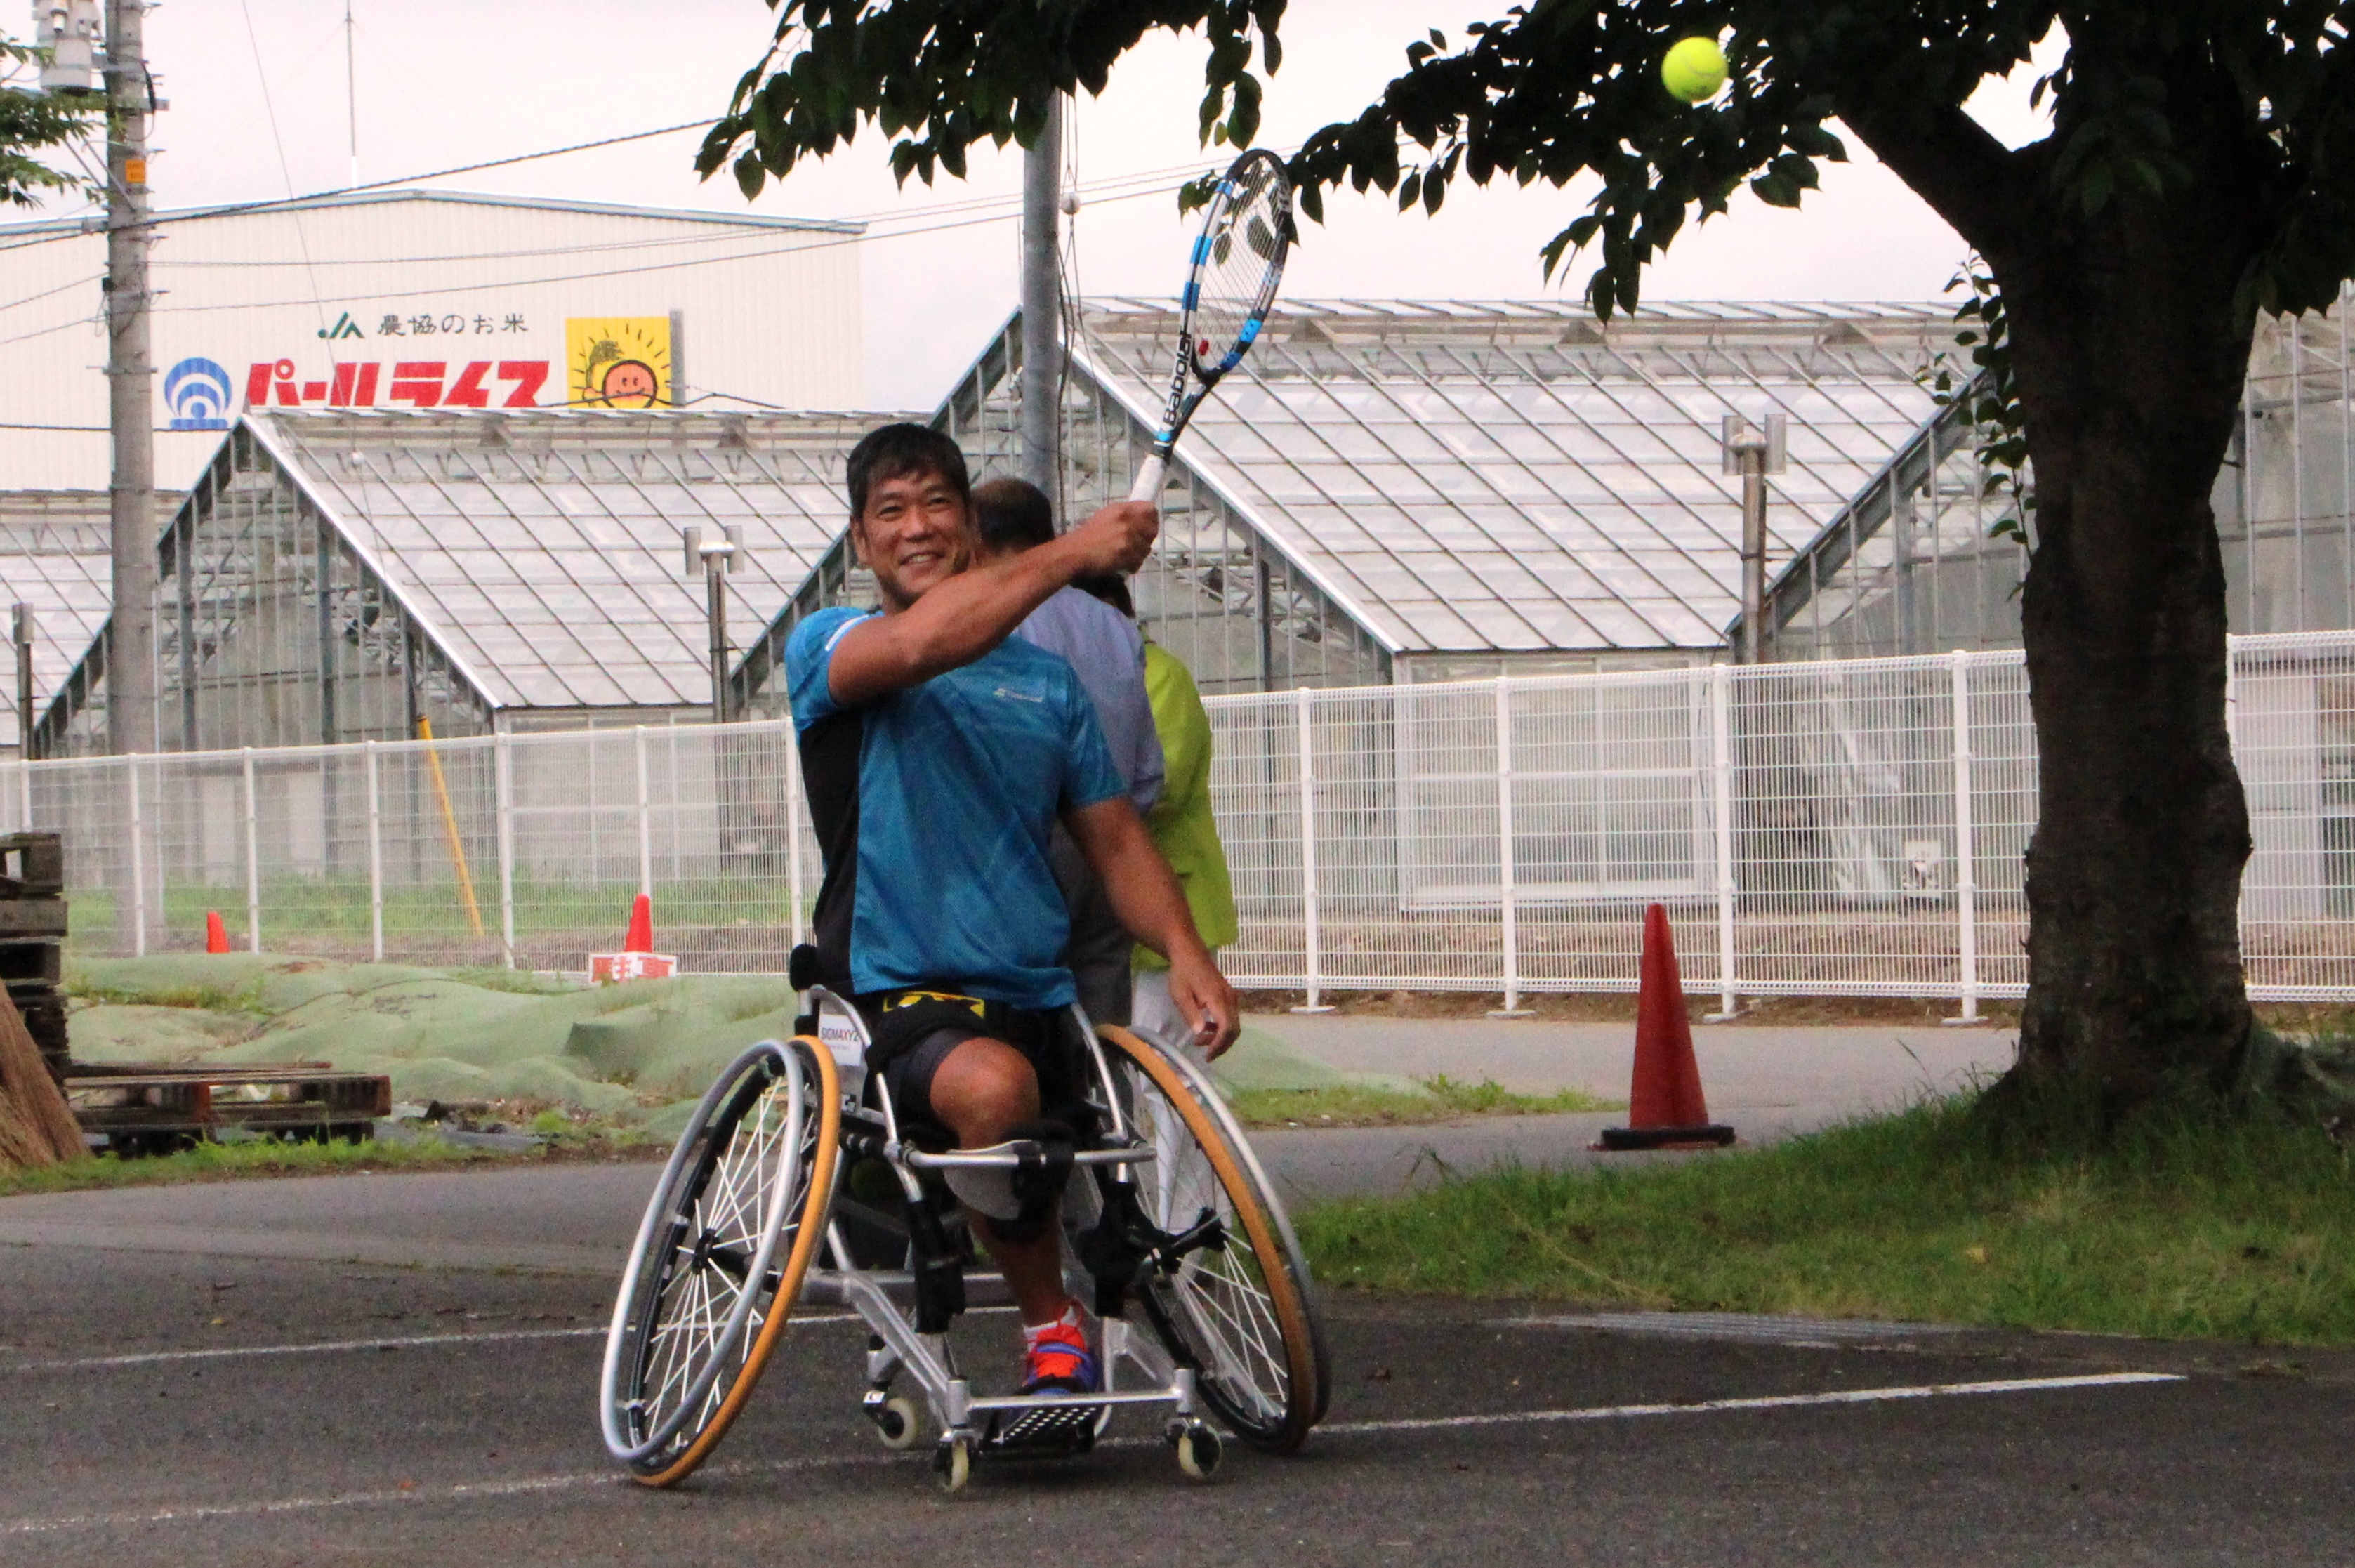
[856,989,1086,1142]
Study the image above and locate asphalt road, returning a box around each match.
[6,1198,2354,1567]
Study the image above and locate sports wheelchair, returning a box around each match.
[598,977,1330,1493]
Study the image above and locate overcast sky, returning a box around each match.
[40,2,2057,408]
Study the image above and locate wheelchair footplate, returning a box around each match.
[982,1397,1104,1454]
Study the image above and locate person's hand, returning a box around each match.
[1063,500,1159,577]
[1167,947,1241,1060]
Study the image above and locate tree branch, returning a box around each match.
[1839,97,2037,263]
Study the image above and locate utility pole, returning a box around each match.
[682,525,744,724]
[103,0,157,757]
[1722,413,1788,664]
[11,605,33,761]
[1017,93,1063,499]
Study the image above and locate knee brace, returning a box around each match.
[942,1119,1074,1244]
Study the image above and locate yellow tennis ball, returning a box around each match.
[1661,37,1728,104]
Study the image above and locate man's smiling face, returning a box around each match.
[852,468,975,610]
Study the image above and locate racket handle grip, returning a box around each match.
[1127,454,1168,503]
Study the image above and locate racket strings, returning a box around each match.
[1187,157,1289,376]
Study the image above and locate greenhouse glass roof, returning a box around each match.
[0,492,173,751]
[249,409,904,711]
[1071,299,1964,653]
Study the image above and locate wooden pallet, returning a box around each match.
[0,833,66,1084]
[67,1062,392,1152]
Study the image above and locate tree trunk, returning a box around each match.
[1993,196,2262,1115]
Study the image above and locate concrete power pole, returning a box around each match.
[103,0,157,758]
[1017,95,1063,499]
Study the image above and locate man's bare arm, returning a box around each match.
[827,502,1157,706]
[1063,796,1241,1058]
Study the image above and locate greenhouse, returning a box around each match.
[1,489,176,759]
[737,298,1971,710]
[32,408,906,758]
[1744,284,2355,658]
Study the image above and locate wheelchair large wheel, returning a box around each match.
[599,1037,839,1487]
[1098,1025,1326,1453]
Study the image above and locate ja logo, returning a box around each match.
[163,357,232,430]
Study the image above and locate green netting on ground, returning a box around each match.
[60,957,1389,1124]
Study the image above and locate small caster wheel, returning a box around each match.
[934,1436,972,1494]
[1173,1423,1222,1481]
[870,1395,919,1451]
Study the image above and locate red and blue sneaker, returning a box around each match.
[1019,1310,1101,1397]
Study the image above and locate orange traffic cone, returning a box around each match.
[1596,904,1734,1151]
[589,893,677,983]
[205,909,230,954]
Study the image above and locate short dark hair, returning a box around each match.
[971,476,1057,553]
[1071,572,1135,618]
[846,422,970,518]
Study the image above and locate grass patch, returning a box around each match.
[62,975,268,1014]
[0,1135,509,1199]
[1299,1093,2355,1345]
[0,1105,667,1199]
[1229,1075,1621,1128]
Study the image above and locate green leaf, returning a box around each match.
[734,151,767,201]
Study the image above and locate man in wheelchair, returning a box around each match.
[786,422,1242,1405]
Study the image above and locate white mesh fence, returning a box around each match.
[5,632,2355,1006]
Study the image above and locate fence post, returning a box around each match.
[364,739,384,964]
[1708,663,1739,1019]
[1290,687,1333,1014]
[242,748,260,953]
[633,725,653,900]
[495,731,517,970]
[2224,636,2241,760]
[126,756,146,958]
[1490,676,1532,1017]
[1948,650,1980,1024]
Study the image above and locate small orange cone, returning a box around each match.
[1596,904,1734,1151]
[205,910,230,954]
[591,893,676,984]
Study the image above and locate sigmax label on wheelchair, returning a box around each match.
[598,995,1331,1494]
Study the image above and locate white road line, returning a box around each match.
[4,1306,1010,1376]
[0,1369,2186,1536]
[1318,1372,2186,1435]
[7,1326,608,1373]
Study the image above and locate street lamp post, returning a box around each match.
[11,603,34,760]
[681,525,745,724]
[1721,413,1789,664]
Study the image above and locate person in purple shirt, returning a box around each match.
[972,477,1166,1027]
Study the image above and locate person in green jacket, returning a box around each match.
[1072,577,1241,1056]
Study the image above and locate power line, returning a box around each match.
[142,172,1206,319]
[0,274,103,316]
[132,119,723,233]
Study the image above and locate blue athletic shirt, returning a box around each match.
[785,605,1127,1010]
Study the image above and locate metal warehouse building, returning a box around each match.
[0,189,866,492]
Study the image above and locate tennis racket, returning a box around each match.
[1127,147,1293,502]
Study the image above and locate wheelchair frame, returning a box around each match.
[599,982,1325,1494]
